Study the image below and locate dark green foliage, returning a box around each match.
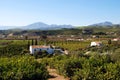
[0,40,31,56]
[94,32,106,35]
[32,39,34,45]
[27,40,30,50]
[41,54,120,80]
[0,44,27,57]
[0,56,49,80]
[35,39,38,45]
[0,40,120,80]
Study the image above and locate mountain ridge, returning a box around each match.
[89,21,113,26]
[0,21,120,30]
[0,22,74,30]
[23,22,73,30]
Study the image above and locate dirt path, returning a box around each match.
[47,66,69,80]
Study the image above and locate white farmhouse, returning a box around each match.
[90,42,102,47]
[29,45,54,54]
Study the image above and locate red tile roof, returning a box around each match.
[31,45,50,48]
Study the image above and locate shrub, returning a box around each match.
[0,55,49,80]
[42,54,120,80]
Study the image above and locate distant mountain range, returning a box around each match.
[0,22,73,30]
[0,21,120,30]
[89,21,114,26]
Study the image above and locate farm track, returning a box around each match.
[47,66,69,80]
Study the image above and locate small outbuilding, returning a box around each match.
[90,42,103,47]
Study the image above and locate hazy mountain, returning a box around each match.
[0,22,74,30]
[89,21,113,26]
[22,22,73,30]
[23,22,49,30]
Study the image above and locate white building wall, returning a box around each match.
[91,42,102,47]
[29,46,54,54]
[29,46,33,54]
[91,42,97,46]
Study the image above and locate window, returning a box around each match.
[34,49,36,51]
[40,49,41,51]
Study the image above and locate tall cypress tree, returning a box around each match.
[35,39,38,45]
[28,40,30,50]
[32,39,34,45]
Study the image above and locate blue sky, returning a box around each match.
[0,0,120,27]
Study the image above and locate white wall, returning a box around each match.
[29,46,54,54]
[91,42,97,46]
